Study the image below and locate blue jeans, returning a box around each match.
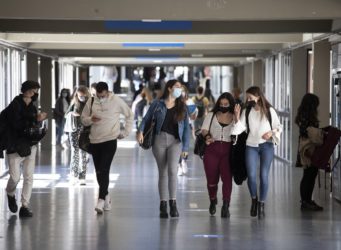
[245,142,274,202]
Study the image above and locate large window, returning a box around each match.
[265,53,292,162]
[0,46,26,173]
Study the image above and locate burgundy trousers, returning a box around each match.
[203,141,232,203]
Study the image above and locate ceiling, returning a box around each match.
[0,0,340,66]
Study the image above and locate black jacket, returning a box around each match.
[6,95,39,154]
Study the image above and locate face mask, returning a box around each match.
[219,106,229,113]
[62,93,68,98]
[172,88,182,99]
[31,93,39,102]
[99,97,107,104]
[246,100,256,108]
[78,96,86,102]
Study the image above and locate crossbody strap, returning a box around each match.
[89,97,94,116]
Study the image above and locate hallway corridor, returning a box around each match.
[0,135,340,250]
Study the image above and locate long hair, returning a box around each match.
[246,86,272,119]
[295,93,319,128]
[211,92,235,114]
[60,88,71,104]
[161,79,186,121]
[72,86,91,107]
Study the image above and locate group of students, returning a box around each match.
[4,79,325,219]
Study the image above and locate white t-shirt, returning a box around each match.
[201,112,234,142]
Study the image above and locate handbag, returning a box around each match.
[79,97,94,153]
[139,103,159,150]
[194,113,214,159]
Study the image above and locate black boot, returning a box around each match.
[169,200,179,218]
[7,195,18,213]
[250,197,258,217]
[209,198,217,216]
[221,201,230,218]
[160,201,168,218]
[258,202,265,219]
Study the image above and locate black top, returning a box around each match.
[219,122,229,128]
[161,106,179,139]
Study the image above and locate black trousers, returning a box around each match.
[91,140,117,199]
[300,166,318,202]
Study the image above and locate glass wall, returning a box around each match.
[0,45,27,173]
[265,53,292,162]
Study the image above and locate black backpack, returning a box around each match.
[195,96,205,118]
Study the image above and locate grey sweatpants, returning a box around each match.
[152,132,181,200]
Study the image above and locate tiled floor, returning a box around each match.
[0,136,340,250]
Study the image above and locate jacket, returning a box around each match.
[138,99,190,152]
[298,126,324,168]
[81,93,133,144]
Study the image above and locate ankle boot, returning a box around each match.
[250,197,258,217]
[160,201,168,218]
[209,198,217,216]
[221,201,230,218]
[258,202,265,219]
[169,200,179,217]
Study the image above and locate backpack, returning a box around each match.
[0,104,12,158]
[194,96,205,118]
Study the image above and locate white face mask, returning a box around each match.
[99,97,107,104]
[172,87,182,99]
[78,96,86,102]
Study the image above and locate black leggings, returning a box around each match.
[300,166,318,202]
[91,140,117,199]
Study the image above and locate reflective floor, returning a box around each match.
[1,135,341,250]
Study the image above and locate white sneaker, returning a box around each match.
[181,160,188,175]
[95,199,105,214]
[104,195,112,211]
[177,164,183,176]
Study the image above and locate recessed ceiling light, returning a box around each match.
[191,54,203,57]
[148,48,161,52]
[142,19,162,22]
[153,60,163,63]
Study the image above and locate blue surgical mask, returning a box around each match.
[172,88,182,99]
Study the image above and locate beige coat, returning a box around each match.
[298,126,324,167]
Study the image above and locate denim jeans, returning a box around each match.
[245,142,274,202]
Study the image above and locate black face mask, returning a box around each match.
[219,106,230,113]
[246,100,256,108]
[31,93,39,102]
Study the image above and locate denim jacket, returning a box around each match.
[138,99,190,152]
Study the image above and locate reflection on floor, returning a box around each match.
[0,137,341,250]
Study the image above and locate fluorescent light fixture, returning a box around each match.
[123,43,184,48]
[142,19,162,22]
[148,48,161,52]
[153,60,163,63]
[191,54,203,57]
[246,57,255,62]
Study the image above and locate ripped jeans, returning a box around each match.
[203,141,232,202]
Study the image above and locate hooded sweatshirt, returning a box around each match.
[81,93,133,144]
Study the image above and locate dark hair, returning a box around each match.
[211,92,235,114]
[21,80,40,93]
[96,82,109,93]
[295,93,319,129]
[161,79,186,121]
[60,88,71,104]
[246,86,272,118]
[197,86,204,95]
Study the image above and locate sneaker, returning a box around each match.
[7,195,18,213]
[181,160,188,175]
[177,164,183,176]
[19,206,33,218]
[104,195,112,211]
[79,179,86,186]
[95,199,105,214]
